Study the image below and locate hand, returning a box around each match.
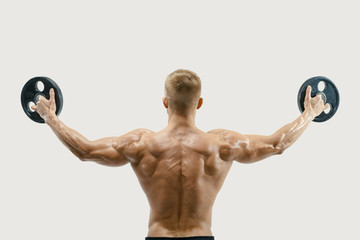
[304,85,330,119]
[31,88,57,122]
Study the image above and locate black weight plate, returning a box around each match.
[297,76,339,122]
[21,76,63,123]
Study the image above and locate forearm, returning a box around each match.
[271,109,315,152]
[46,113,90,159]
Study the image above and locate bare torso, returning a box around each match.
[127,126,233,237]
[32,73,326,238]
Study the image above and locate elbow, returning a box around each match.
[75,151,91,162]
[273,144,285,155]
[275,146,285,155]
[78,156,87,162]
[77,154,87,162]
[75,144,94,162]
[271,133,286,155]
[68,142,93,162]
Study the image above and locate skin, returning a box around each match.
[32,85,329,237]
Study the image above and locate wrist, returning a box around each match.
[303,109,315,121]
[45,112,58,125]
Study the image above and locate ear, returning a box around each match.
[196,97,203,109]
[162,97,168,108]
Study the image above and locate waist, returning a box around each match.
[148,221,212,238]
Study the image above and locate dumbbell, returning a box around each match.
[21,76,63,123]
[297,76,340,122]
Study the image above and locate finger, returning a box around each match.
[31,105,37,111]
[324,103,330,110]
[50,88,55,99]
[50,88,56,104]
[305,85,312,100]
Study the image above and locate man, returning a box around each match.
[32,69,329,240]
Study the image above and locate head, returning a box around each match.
[163,69,203,115]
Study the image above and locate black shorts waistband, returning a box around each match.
[145,236,214,240]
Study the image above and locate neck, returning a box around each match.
[167,110,197,129]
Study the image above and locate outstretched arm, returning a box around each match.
[210,86,329,163]
[46,115,129,166]
[32,89,151,166]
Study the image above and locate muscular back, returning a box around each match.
[127,127,233,237]
[34,71,324,238]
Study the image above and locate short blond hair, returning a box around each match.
[165,69,202,113]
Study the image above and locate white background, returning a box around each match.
[1,0,359,239]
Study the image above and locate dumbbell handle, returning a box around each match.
[316,92,326,103]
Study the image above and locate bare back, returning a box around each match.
[32,69,327,239]
[128,127,233,237]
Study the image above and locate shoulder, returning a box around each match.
[207,129,248,144]
[130,128,154,136]
[113,128,154,161]
[115,128,154,150]
[207,129,252,162]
